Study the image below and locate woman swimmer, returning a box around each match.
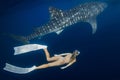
[3,47,80,74]
[36,48,80,70]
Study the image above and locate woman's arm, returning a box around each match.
[60,59,76,69]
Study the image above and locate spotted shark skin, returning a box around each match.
[12,2,107,43]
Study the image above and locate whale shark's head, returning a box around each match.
[98,2,108,12]
[87,2,107,16]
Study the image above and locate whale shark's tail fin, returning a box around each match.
[9,34,29,44]
[3,63,36,74]
[1,33,29,44]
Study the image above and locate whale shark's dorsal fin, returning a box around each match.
[87,17,97,34]
[49,6,64,19]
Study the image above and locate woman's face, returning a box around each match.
[74,50,80,56]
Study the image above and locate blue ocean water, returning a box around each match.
[0,0,120,80]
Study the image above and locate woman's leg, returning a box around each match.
[43,48,59,61]
[36,64,49,70]
[36,59,64,70]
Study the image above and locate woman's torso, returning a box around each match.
[61,53,72,64]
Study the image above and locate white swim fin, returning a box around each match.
[3,63,36,74]
[14,44,47,55]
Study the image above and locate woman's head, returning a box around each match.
[70,50,80,62]
[73,50,80,56]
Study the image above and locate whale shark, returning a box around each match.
[10,2,107,44]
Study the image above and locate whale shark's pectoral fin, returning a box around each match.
[56,29,63,35]
[87,17,97,34]
[49,6,64,19]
